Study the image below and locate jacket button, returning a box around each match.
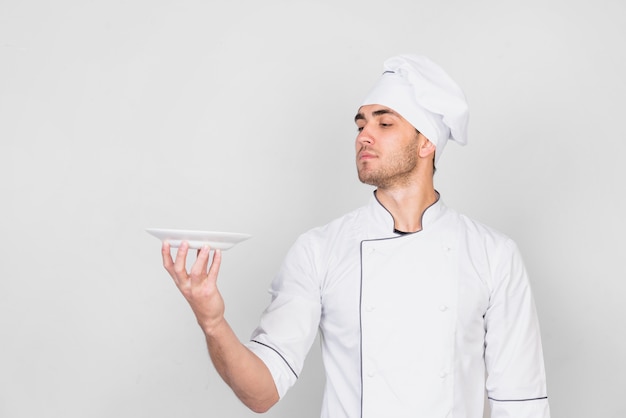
[439,305,448,312]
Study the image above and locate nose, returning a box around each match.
[356,125,373,145]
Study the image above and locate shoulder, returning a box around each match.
[275,204,369,286]
[282,204,370,270]
[298,204,369,246]
[445,207,528,290]
[444,205,517,251]
[441,205,523,275]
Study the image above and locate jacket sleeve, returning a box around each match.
[484,239,551,418]
[244,233,322,399]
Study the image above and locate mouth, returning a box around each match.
[358,150,377,161]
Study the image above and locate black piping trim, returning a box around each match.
[358,242,364,418]
[250,340,298,379]
[373,189,440,234]
[358,190,443,417]
[488,396,548,402]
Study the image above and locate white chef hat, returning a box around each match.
[360,54,469,163]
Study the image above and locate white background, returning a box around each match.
[1,1,625,417]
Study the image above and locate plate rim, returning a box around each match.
[146,228,252,250]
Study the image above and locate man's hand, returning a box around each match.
[162,241,224,334]
[160,240,279,412]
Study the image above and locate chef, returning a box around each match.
[162,54,551,418]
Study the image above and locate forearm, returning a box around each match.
[161,243,279,412]
[204,318,279,413]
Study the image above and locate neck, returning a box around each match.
[375,181,438,233]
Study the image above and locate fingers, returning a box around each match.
[162,241,175,275]
[190,246,211,281]
[162,242,221,287]
[189,247,222,286]
[172,241,191,282]
[161,241,191,287]
[208,249,222,282]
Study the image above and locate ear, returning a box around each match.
[418,137,436,159]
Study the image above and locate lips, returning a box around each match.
[358,150,377,160]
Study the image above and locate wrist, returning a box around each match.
[200,315,228,338]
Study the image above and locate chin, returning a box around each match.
[358,175,381,188]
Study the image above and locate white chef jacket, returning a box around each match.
[245,193,550,418]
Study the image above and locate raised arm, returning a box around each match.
[162,241,279,413]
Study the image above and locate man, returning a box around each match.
[162,54,551,418]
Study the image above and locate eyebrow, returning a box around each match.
[354,108,397,122]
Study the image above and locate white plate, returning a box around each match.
[146,228,252,250]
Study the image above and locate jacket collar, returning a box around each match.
[366,190,446,238]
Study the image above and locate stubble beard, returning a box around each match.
[357,139,420,189]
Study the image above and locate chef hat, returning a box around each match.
[361,54,469,163]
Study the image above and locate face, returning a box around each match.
[354,104,425,189]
